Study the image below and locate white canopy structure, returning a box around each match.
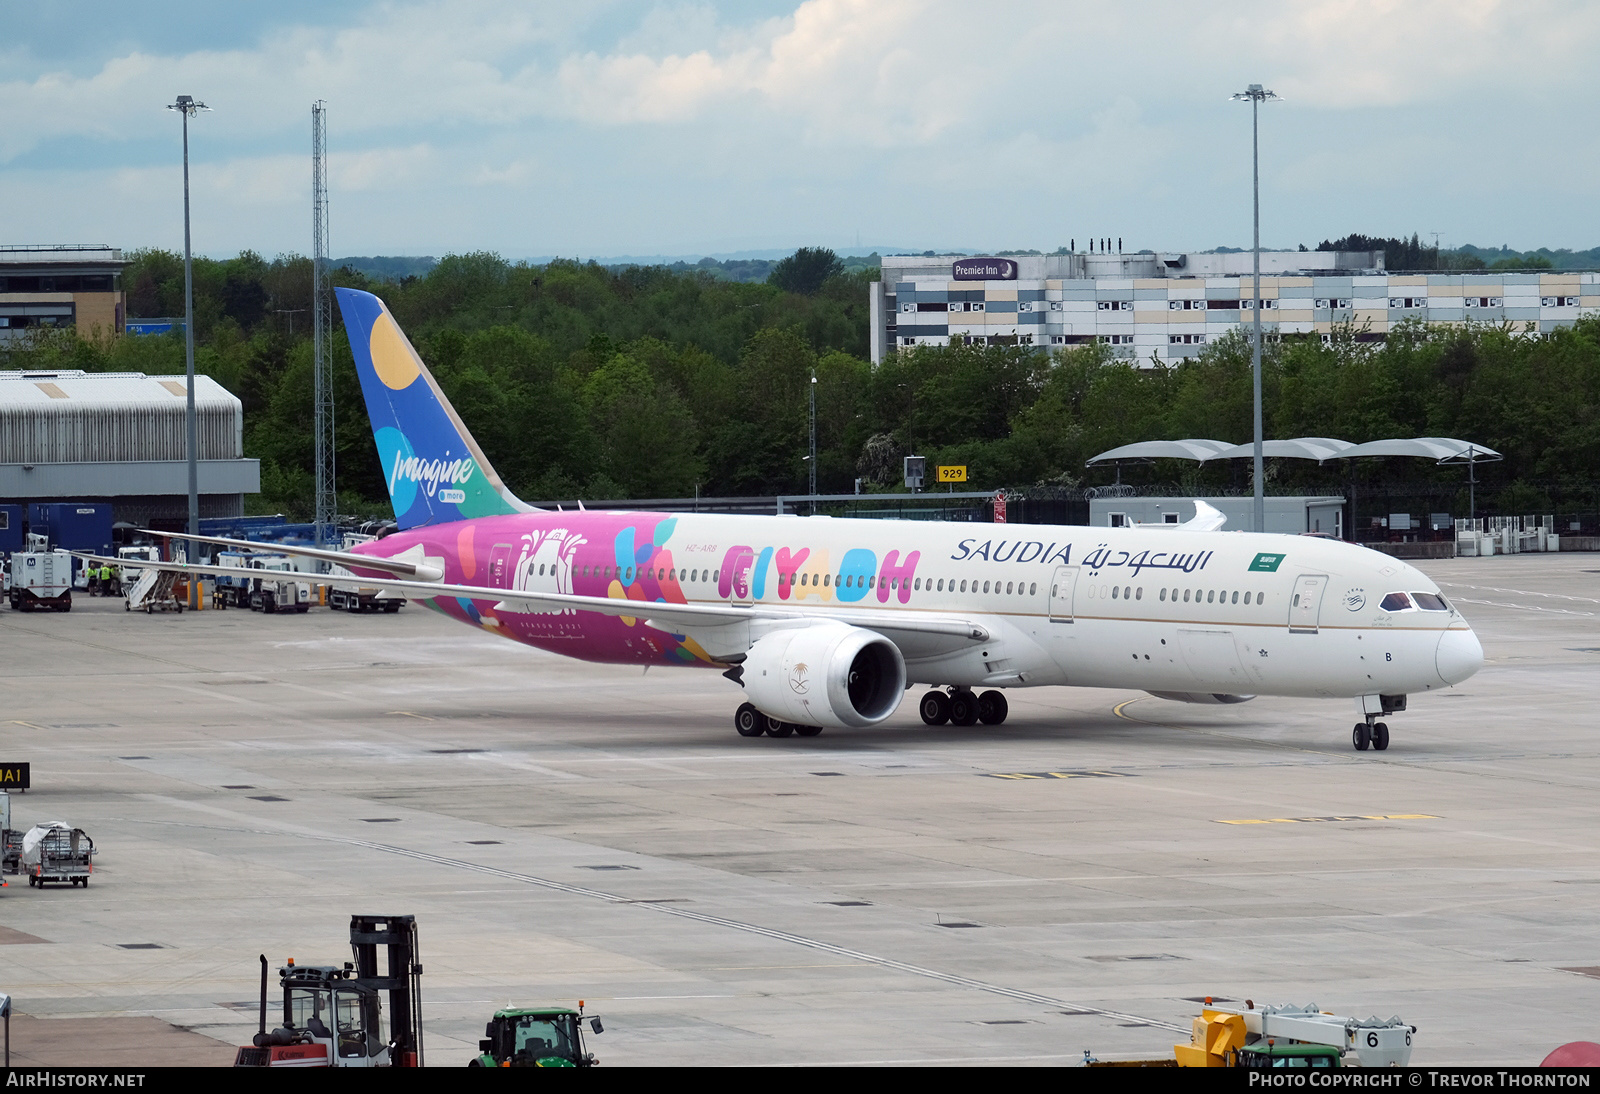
[1088,436,1498,467]
[1339,437,1502,464]
[1208,437,1354,463]
[1084,439,1236,465]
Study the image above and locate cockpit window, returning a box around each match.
[1412,592,1450,611]
[1379,592,1414,612]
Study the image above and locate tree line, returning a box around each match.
[3,247,1596,522]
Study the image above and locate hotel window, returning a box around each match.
[1168,299,1203,310]
[1049,301,1064,311]
[1240,298,1277,310]
[1389,297,1425,308]
[1097,300,1132,311]
[1208,299,1241,309]
[1542,296,1578,307]
[1168,333,1206,345]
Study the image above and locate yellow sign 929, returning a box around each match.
[937,465,968,482]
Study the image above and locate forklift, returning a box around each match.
[471,1005,602,1067]
[235,915,423,1068]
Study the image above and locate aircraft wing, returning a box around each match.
[69,552,991,646]
[137,529,443,580]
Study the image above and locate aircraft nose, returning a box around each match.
[1436,627,1484,685]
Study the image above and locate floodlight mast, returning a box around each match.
[167,94,209,605]
[1231,83,1279,533]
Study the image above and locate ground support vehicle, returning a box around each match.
[471,1006,602,1067]
[8,538,73,612]
[1089,1001,1414,1068]
[235,914,423,1068]
[114,546,161,597]
[211,550,256,608]
[123,566,187,612]
[327,579,404,613]
[1,792,18,881]
[328,533,404,613]
[19,822,94,888]
[248,558,312,614]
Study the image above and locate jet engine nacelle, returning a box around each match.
[1147,691,1256,705]
[742,623,906,728]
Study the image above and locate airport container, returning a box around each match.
[0,503,22,554]
[28,501,113,554]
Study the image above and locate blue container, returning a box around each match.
[0,504,22,553]
[28,502,114,556]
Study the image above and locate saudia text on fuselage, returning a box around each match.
[949,538,1214,577]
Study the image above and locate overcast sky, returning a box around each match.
[4,0,1596,261]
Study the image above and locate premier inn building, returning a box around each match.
[868,250,1600,365]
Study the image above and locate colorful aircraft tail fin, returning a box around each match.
[336,287,533,529]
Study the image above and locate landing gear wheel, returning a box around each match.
[764,716,794,738]
[794,724,823,737]
[1352,723,1371,751]
[1372,722,1390,751]
[919,690,951,726]
[977,690,1009,725]
[734,703,764,737]
[949,691,979,727]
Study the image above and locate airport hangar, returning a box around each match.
[868,249,1600,364]
[0,370,260,542]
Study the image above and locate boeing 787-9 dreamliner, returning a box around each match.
[118,288,1483,751]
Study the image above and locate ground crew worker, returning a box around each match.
[86,562,99,597]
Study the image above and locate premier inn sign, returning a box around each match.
[952,257,1018,280]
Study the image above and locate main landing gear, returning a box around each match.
[1352,717,1391,752]
[734,702,823,739]
[919,688,1008,727]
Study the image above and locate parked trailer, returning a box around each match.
[20,823,94,888]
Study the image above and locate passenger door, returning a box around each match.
[1049,565,1079,622]
[1288,574,1327,634]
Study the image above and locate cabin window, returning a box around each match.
[1256,591,1264,604]
[983,581,990,593]
[1030,583,1037,595]
[826,575,833,587]
[1207,590,1215,603]
[669,569,676,580]
[1184,589,1191,602]
[936,579,944,591]
[1231,591,1238,604]
[1135,587,1142,600]
[869,577,876,589]
[1111,586,1119,599]
[1160,588,1167,601]
[1124,587,1131,600]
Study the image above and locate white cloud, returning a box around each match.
[4,0,1599,255]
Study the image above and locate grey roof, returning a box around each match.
[1209,437,1355,463]
[1085,439,1235,465]
[1088,435,1499,467]
[1339,437,1502,463]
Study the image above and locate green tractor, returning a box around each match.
[471,1005,602,1067]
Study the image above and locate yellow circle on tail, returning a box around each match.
[369,312,421,390]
